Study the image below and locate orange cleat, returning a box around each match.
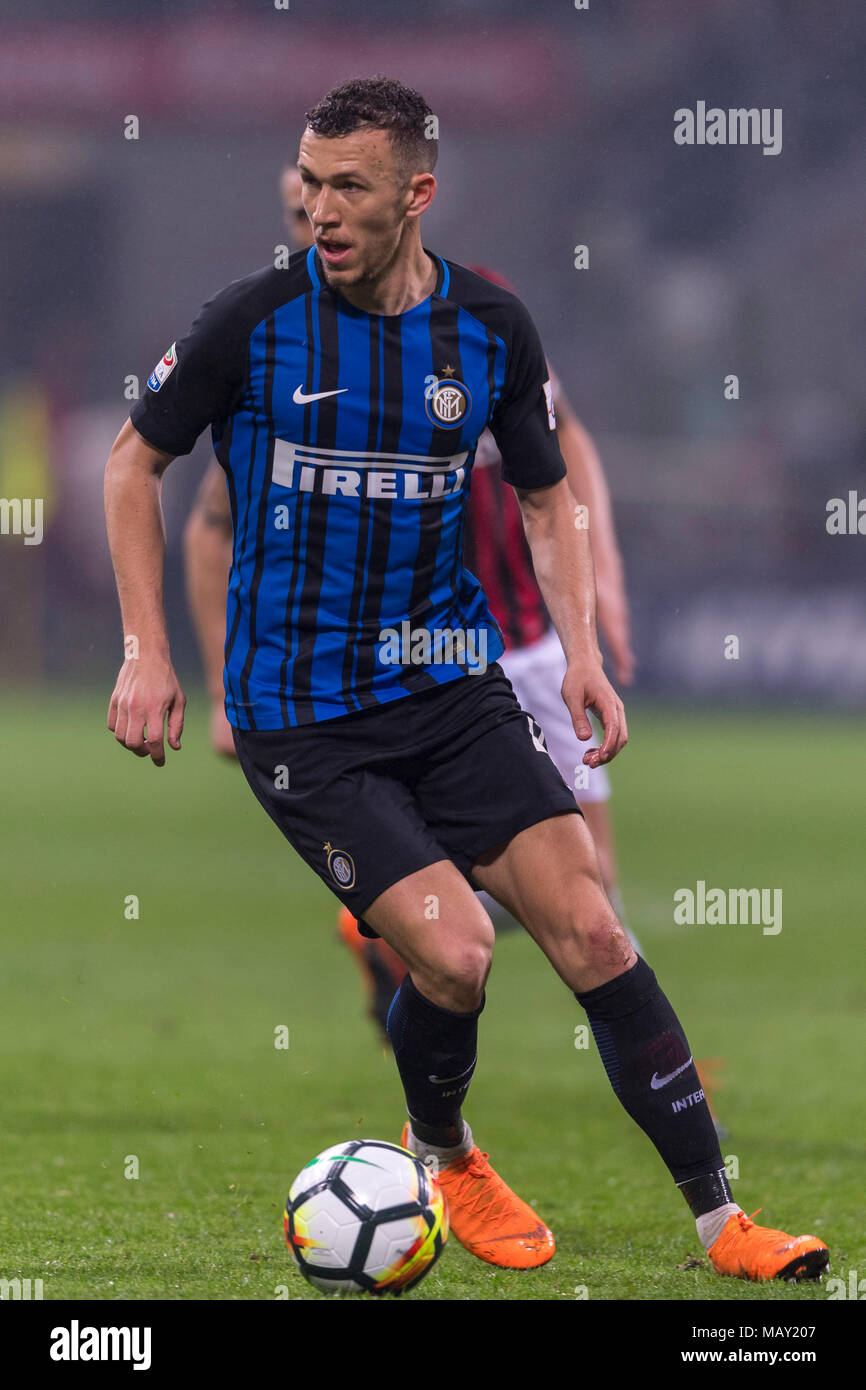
[337,907,406,1042]
[708,1208,829,1282]
[400,1122,554,1269]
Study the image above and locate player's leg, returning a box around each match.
[362,858,491,1145]
[477,779,635,939]
[232,705,552,1268]
[472,811,828,1281]
[502,639,730,1126]
[473,810,632,990]
[580,799,618,912]
[361,859,555,1269]
[473,767,641,944]
[362,859,491,1010]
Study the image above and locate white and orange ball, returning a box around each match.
[284,1139,448,1295]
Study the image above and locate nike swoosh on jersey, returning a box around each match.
[292,385,348,404]
[649,1056,694,1089]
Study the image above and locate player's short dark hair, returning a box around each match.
[304,76,437,183]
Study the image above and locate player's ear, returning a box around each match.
[405,171,436,221]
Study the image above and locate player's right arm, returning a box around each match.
[182,462,236,758]
[105,418,186,767]
[105,279,250,765]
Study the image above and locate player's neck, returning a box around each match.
[336,236,438,317]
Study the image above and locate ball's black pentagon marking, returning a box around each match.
[288,1180,321,1211]
[331,1176,373,1223]
[368,1201,431,1227]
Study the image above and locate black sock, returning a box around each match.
[576,957,733,1214]
[386,973,483,1148]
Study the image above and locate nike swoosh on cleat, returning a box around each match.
[292,385,348,404]
[650,1056,694,1089]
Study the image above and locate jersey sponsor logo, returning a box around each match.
[424,376,472,429]
[324,842,356,890]
[292,385,349,405]
[543,378,556,430]
[147,343,177,392]
[271,439,469,501]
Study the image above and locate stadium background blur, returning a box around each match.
[1,0,864,704]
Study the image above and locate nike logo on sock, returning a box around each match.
[650,1056,694,1089]
[428,1057,477,1085]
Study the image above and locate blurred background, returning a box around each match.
[0,0,864,701]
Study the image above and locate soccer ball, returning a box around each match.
[284,1139,448,1295]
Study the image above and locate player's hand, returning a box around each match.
[210,700,238,759]
[595,574,635,687]
[108,657,186,767]
[562,657,628,767]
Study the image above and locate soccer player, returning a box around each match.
[184,260,639,1027]
[105,77,828,1281]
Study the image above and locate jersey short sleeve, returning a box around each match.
[546,360,563,411]
[129,286,248,457]
[489,302,566,490]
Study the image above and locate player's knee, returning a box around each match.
[557,876,628,964]
[416,938,492,1013]
[575,912,633,976]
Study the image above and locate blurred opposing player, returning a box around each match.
[107,77,827,1282]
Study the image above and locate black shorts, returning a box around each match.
[232,662,579,934]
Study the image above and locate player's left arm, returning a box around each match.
[554,390,635,686]
[489,301,626,766]
[516,475,627,767]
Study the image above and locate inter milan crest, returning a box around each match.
[324,841,356,890]
[425,366,471,429]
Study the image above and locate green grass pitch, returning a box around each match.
[1,692,863,1301]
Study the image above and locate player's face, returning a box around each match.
[297,127,418,290]
[280,167,314,250]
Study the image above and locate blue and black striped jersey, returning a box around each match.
[130,247,566,729]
